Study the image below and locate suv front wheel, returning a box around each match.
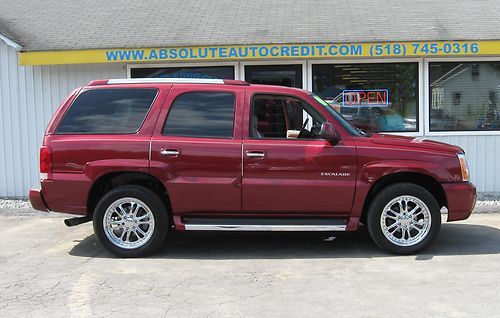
[93,185,168,257]
[367,183,441,254]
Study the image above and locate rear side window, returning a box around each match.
[163,91,236,138]
[57,89,157,134]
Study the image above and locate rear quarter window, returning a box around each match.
[56,88,157,134]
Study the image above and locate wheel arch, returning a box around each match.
[360,172,447,224]
[87,172,172,221]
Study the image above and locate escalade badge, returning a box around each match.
[321,172,351,177]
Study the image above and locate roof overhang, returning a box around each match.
[0,33,22,50]
[18,40,500,66]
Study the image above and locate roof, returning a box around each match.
[0,19,22,49]
[1,0,500,51]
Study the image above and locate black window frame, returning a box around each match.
[55,88,159,135]
[249,93,326,140]
[162,90,237,139]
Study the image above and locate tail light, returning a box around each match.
[40,146,52,180]
[457,153,470,182]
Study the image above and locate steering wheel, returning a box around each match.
[297,118,310,138]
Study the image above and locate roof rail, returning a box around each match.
[88,78,250,86]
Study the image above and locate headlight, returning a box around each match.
[457,153,470,181]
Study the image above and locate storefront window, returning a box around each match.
[429,62,500,131]
[130,66,234,79]
[312,63,419,132]
[245,64,303,88]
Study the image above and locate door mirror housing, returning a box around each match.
[319,122,341,145]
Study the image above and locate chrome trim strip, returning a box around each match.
[184,224,347,231]
[148,139,152,161]
[107,78,225,85]
[240,143,244,177]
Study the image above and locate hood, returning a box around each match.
[369,133,463,154]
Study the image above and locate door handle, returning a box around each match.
[246,151,265,159]
[160,149,180,157]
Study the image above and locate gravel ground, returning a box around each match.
[476,193,500,206]
[0,199,32,210]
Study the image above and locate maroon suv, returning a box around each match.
[29,78,476,257]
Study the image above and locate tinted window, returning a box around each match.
[163,92,236,138]
[429,61,500,131]
[245,64,303,88]
[57,89,157,134]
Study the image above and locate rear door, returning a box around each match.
[44,86,165,213]
[150,85,244,215]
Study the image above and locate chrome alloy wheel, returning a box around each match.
[103,198,155,249]
[380,195,431,247]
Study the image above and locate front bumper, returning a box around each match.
[442,182,477,222]
[29,188,50,212]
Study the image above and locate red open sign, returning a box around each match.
[342,89,389,107]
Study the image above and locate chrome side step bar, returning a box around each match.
[182,217,348,231]
[184,224,346,232]
[184,224,346,231]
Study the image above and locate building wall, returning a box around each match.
[1,40,499,196]
[0,41,126,197]
[429,135,500,192]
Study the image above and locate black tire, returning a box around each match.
[93,185,168,258]
[366,183,441,255]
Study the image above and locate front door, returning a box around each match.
[150,85,244,215]
[242,94,357,214]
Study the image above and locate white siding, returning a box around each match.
[0,41,125,197]
[1,41,500,196]
[427,135,500,193]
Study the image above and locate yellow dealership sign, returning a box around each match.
[19,40,500,66]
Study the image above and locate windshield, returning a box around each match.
[310,93,364,136]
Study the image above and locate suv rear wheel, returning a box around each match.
[93,185,168,257]
[367,183,441,254]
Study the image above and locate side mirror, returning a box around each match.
[319,122,341,145]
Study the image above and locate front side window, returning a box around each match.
[429,61,500,131]
[57,89,157,134]
[313,63,419,133]
[250,95,325,139]
[163,91,236,138]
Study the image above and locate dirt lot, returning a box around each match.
[1,209,499,317]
